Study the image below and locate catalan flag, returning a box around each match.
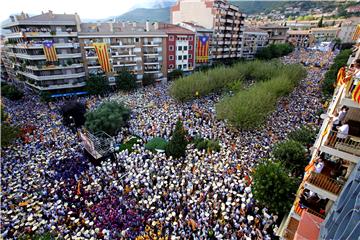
[352,84,360,104]
[336,66,346,86]
[43,40,58,61]
[93,43,111,73]
[196,36,209,63]
[352,24,360,41]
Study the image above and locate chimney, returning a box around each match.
[48,10,54,18]
[132,21,136,27]
[122,21,125,27]
[146,20,150,32]
[154,22,159,30]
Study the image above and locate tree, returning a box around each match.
[116,70,137,91]
[85,75,109,96]
[288,126,316,146]
[168,69,184,81]
[2,84,24,100]
[318,16,324,28]
[61,101,86,128]
[145,137,168,151]
[273,140,307,176]
[39,91,52,102]
[85,101,131,136]
[252,161,298,215]
[142,73,156,86]
[165,119,188,158]
[1,123,20,146]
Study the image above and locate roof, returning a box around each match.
[288,30,311,35]
[157,23,195,35]
[244,26,268,34]
[179,22,213,33]
[311,27,340,32]
[259,24,289,29]
[294,211,324,240]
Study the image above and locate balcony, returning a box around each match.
[26,81,86,90]
[226,11,234,16]
[283,217,299,240]
[323,130,360,161]
[143,51,160,56]
[27,63,83,71]
[110,44,136,48]
[15,53,82,60]
[23,31,77,38]
[143,42,161,47]
[305,171,344,197]
[226,19,233,24]
[342,78,360,109]
[4,32,23,38]
[225,34,232,38]
[112,53,136,58]
[18,71,85,81]
[217,41,224,45]
[13,43,79,49]
[219,26,225,30]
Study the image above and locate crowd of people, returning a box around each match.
[1,49,334,239]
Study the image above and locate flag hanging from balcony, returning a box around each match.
[336,66,346,86]
[196,36,209,63]
[43,40,58,62]
[352,84,360,104]
[93,43,111,73]
[352,24,360,41]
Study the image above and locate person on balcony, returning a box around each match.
[314,154,325,173]
[349,59,360,93]
[336,120,349,139]
[331,106,349,130]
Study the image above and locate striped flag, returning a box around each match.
[352,24,360,41]
[93,43,111,73]
[196,36,209,63]
[336,67,346,86]
[352,84,360,104]
[43,40,58,61]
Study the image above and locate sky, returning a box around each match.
[0,0,172,21]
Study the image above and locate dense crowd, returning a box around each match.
[1,49,334,239]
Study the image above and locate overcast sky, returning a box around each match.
[0,0,168,21]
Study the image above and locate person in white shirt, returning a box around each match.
[337,121,349,139]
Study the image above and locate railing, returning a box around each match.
[284,229,295,240]
[307,171,344,195]
[307,208,325,219]
[325,130,360,156]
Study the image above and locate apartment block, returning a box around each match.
[158,23,195,73]
[171,0,245,60]
[241,26,268,59]
[78,21,168,84]
[287,30,315,48]
[2,11,85,92]
[259,24,289,44]
[337,17,360,44]
[278,50,360,239]
[310,27,340,43]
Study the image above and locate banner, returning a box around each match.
[43,40,58,61]
[196,36,209,63]
[352,84,360,104]
[352,24,360,41]
[93,43,111,73]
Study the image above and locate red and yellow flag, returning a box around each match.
[93,43,111,73]
[336,67,346,86]
[352,84,360,104]
[196,36,209,63]
[352,24,360,41]
[43,40,58,61]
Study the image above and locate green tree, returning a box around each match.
[85,75,110,96]
[39,91,52,102]
[85,101,130,136]
[252,161,298,215]
[2,84,24,100]
[318,16,324,27]
[142,73,156,86]
[288,126,316,146]
[273,140,307,175]
[1,124,20,146]
[168,69,184,81]
[145,137,168,151]
[116,70,137,91]
[165,119,188,158]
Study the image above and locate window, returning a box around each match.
[189,45,192,50]
[135,38,139,43]
[169,45,174,51]
[189,54,192,59]
[178,65,182,69]
[178,46,182,51]
[169,64,174,68]
[183,55,187,60]
[189,36,193,41]
[183,64,187,69]
[188,63,192,68]
[169,55,174,60]
[184,46,188,51]
[169,35,174,41]
[178,55,182,60]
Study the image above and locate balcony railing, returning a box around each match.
[284,229,295,240]
[325,130,360,156]
[307,208,325,220]
[307,171,344,195]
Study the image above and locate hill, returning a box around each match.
[114,7,171,23]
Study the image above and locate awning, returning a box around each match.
[294,210,324,240]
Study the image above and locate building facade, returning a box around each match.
[240,26,268,59]
[287,30,315,48]
[259,24,289,44]
[2,11,85,92]
[310,27,340,43]
[337,17,360,44]
[78,22,168,84]
[171,0,245,60]
[178,22,213,67]
[277,50,360,240]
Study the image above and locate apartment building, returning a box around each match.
[171,0,245,60]
[310,27,340,43]
[157,23,195,73]
[2,11,85,92]
[278,52,360,239]
[337,17,360,44]
[259,24,289,44]
[287,30,315,48]
[78,21,168,84]
[240,26,268,59]
[178,22,213,67]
